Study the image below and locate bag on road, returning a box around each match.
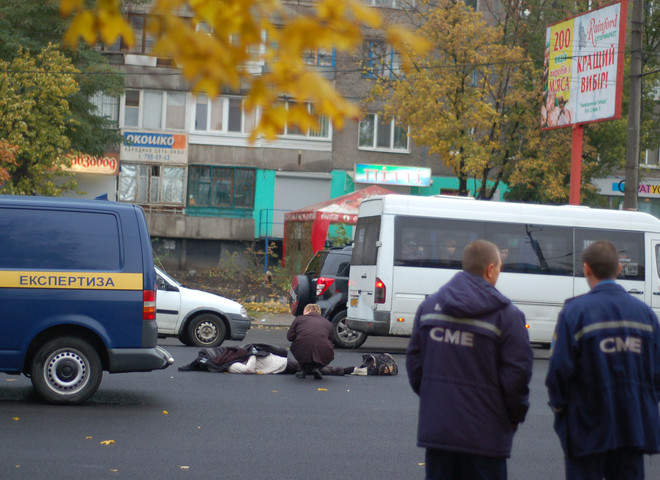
[359,353,398,376]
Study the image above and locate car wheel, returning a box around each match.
[289,274,312,316]
[187,314,226,347]
[331,310,367,349]
[30,336,102,405]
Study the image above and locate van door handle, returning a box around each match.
[628,289,643,295]
[361,274,367,279]
[653,292,660,296]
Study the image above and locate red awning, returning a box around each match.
[284,185,396,255]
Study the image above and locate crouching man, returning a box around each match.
[287,304,334,380]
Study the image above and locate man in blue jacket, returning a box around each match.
[406,239,533,480]
[546,240,660,480]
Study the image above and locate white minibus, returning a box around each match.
[346,194,660,344]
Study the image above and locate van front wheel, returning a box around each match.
[30,337,102,405]
[188,314,226,347]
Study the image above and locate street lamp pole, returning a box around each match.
[624,0,644,210]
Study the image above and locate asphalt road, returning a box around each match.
[1,327,660,479]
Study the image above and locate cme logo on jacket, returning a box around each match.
[0,271,143,290]
[430,327,474,347]
[600,336,642,354]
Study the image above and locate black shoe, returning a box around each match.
[295,371,306,379]
[311,369,323,380]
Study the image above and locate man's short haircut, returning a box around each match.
[582,240,619,280]
[303,303,321,315]
[462,239,500,276]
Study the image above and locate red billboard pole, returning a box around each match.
[569,125,583,205]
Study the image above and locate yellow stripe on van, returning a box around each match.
[0,271,144,290]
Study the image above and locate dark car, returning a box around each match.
[288,245,367,349]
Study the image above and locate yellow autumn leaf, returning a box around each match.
[317,388,328,392]
[12,417,19,421]
[162,410,168,415]
[63,11,98,47]
[344,0,382,29]
[100,440,115,445]
[59,0,83,17]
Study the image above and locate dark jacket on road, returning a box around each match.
[546,281,660,457]
[287,312,334,366]
[406,271,533,458]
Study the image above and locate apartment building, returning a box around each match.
[73,0,471,271]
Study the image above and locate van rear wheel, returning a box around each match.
[188,314,226,347]
[30,336,102,405]
[331,310,367,349]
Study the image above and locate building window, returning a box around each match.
[194,95,255,134]
[304,48,336,67]
[127,14,157,55]
[90,93,120,127]
[187,166,256,209]
[361,40,401,79]
[358,114,409,151]
[644,148,660,168]
[118,163,185,205]
[363,0,415,8]
[282,101,331,139]
[122,90,187,130]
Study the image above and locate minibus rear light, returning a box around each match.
[375,278,386,304]
[143,289,156,320]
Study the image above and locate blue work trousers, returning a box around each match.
[565,449,644,480]
[425,449,507,480]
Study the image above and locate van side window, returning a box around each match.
[487,223,573,276]
[352,216,381,266]
[394,216,484,269]
[575,229,645,281]
[0,209,121,271]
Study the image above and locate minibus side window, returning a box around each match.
[352,216,381,266]
[575,229,644,281]
[394,216,484,269]
[487,223,573,276]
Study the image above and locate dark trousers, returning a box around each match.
[565,449,644,480]
[425,449,507,480]
[301,362,323,373]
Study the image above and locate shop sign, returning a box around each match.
[355,163,431,187]
[62,154,119,175]
[120,131,188,163]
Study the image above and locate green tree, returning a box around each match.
[370,0,536,198]
[0,46,80,195]
[0,0,123,157]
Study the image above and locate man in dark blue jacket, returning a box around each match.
[546,240,660,480]
[406,239,533,480]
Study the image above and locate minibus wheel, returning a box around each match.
[331,310,367,349]
[30,336,102,405]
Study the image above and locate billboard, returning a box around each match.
[541,1,626,129]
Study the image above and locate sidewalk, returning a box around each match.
[250,312,295,328]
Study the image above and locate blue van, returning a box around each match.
[0,196,173,404]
